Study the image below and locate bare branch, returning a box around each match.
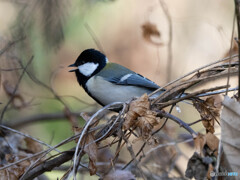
[156,110,197,136]
[156,85,228,109]
[0,36,25,56]
[0,56,34,123]
[4,112,81,128]
[22,149,75,180]
[71,102,124,179]
[149,54,238,97]
[84,23,105,53]
[0,125,60,152]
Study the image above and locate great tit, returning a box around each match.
[68,49,164,106]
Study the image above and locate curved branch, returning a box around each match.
[157,110,197,136]
[22,149,75,180]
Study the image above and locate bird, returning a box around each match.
[68,49,165,106]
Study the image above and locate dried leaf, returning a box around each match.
[137,110,161,139]
[205,132,219,157]
[82,132,98,175]
[70,112,98,175]
[141,22,163,46]
[194,133,206,157]
[193,96,221,133]
[124,94,149,130]
[189,132,219,179]
[221,96,240,174]
[123,94,161,139]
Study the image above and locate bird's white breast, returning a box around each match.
[86,76,153,105]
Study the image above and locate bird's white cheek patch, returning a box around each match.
[78,62,99,77]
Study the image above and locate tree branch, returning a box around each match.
[22,149,75,180]
[4,112,81,128]
[157,110,197,136]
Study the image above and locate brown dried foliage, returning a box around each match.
[186,132,219,179]
[0,134,43,180]
[123,94,161,139]
[193,96,221,133]
[83,132,98,175]
[79,113,98,175]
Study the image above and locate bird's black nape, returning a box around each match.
[74,49,107,66]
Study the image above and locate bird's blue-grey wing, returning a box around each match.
[98,63,160,89]
[118,74,160,89]
[107,73,160,89]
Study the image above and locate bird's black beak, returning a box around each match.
[68,63,77,72]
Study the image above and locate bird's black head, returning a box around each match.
[68,49,108,87]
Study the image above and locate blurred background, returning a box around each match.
[0,0,237,179]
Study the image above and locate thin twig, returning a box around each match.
[110,137,123,173]
[149,54,238,97]
[17,59,68,108]
[197,87,238,97]
[159,0,173,82]
[156,85,228,109]
[21,149,75,180]
[157,110,197,136]
[187,119,203,126]
[122,141,146,170]
[0,149,47,171]
[0,125,60,152]
[0,56,34,123]
[122,132,147,180]
[71,102,124,180]
[151,62,238,104]
[145,138,193,156]
[94,103,127,143]
[84,23,105,53]
[0,130,80,171]
[0,36,25,56]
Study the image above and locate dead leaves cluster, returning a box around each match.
[194,132,219,157]
[123,94,161,139]
[185,95,222,179]
[0,133,43,179]
[186,132,219,180]
[193,96,221,133]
